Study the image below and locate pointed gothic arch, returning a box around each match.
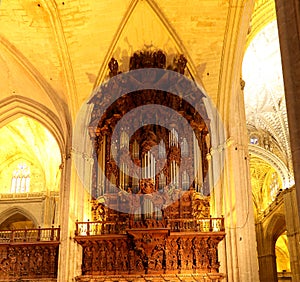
[93,0,206,92]
[0,36,72,145]
[0,206,39,229]
[249,144,293,189]
[0,95,66,159]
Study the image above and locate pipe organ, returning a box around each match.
[88,50,211,218]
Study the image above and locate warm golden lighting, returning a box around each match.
[250,157,282,213]
[0,116,61,194]
[276,232,291,273]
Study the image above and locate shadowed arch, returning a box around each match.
[265,212,286,250]
[0,206,39,229]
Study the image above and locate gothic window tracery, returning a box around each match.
[10,163,30,193]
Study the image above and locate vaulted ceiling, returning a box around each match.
[243,20,292,171]
[0,0,291,202]
[0,0,253,123]
[243,2,294,216]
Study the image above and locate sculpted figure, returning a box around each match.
[108,58,119,77]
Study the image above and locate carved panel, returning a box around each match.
[77,233,224,276]
[0,244,59,279]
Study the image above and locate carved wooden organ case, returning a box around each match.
[88,50,212,219]
[75,51,226,279]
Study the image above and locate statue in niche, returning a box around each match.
[199,239,209,269]
[98,244,106,270]
[154,50,166,68]
[21,247,30,274]
[149,249,163,271]
[207,238,219,270]
[121,253,128,271]
[174,54,187,74]
[35,247,43,273]
[49,247,56,274]
[192,237,199,269]
[184,239,192,270]
[83,245,93,272]
[177,238,184,270]
[135,241,149,273]
[128,249,135,271]
[108,58,120,77]
[129,52,142,70]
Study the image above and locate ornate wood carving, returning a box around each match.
[76,192,224,276]
[0,227,60,280]
[76,233,224,276]
[0,244,59,279]
[91,189,210,222]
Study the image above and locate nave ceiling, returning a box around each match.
[0,0,292,214]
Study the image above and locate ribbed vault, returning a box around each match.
[243,19,294,216]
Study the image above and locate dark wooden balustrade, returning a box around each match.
[0,227,60,280]
[168,217,225,232]
[0,226,60,243]
[75,217,224,236]
[75,220,127,236]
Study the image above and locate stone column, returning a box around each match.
[283,188,300,281]
[57,149,85,281]
[256,222,278,282]
[275,0,300,217]
[56,151,72,281]
[258,253,278,282]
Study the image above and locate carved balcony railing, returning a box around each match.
[75,217,224,236]
[0,226,60,243]
[168,217,225,232]
[75,220,128,236]
[0,227,60,280]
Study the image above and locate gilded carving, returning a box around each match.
[0,244,58,279]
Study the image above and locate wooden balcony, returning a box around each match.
[0,227,60,281]
[75,217,225,236]
[0,226,60,243]
[74,217,225,280]
[75,190,226,280]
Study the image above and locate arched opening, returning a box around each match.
[0,116,61,193]
[0,115,61,226]
[256,213,286,282]
[276,231,292,281]
[250,156,283,214]
[0,212,35,230]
